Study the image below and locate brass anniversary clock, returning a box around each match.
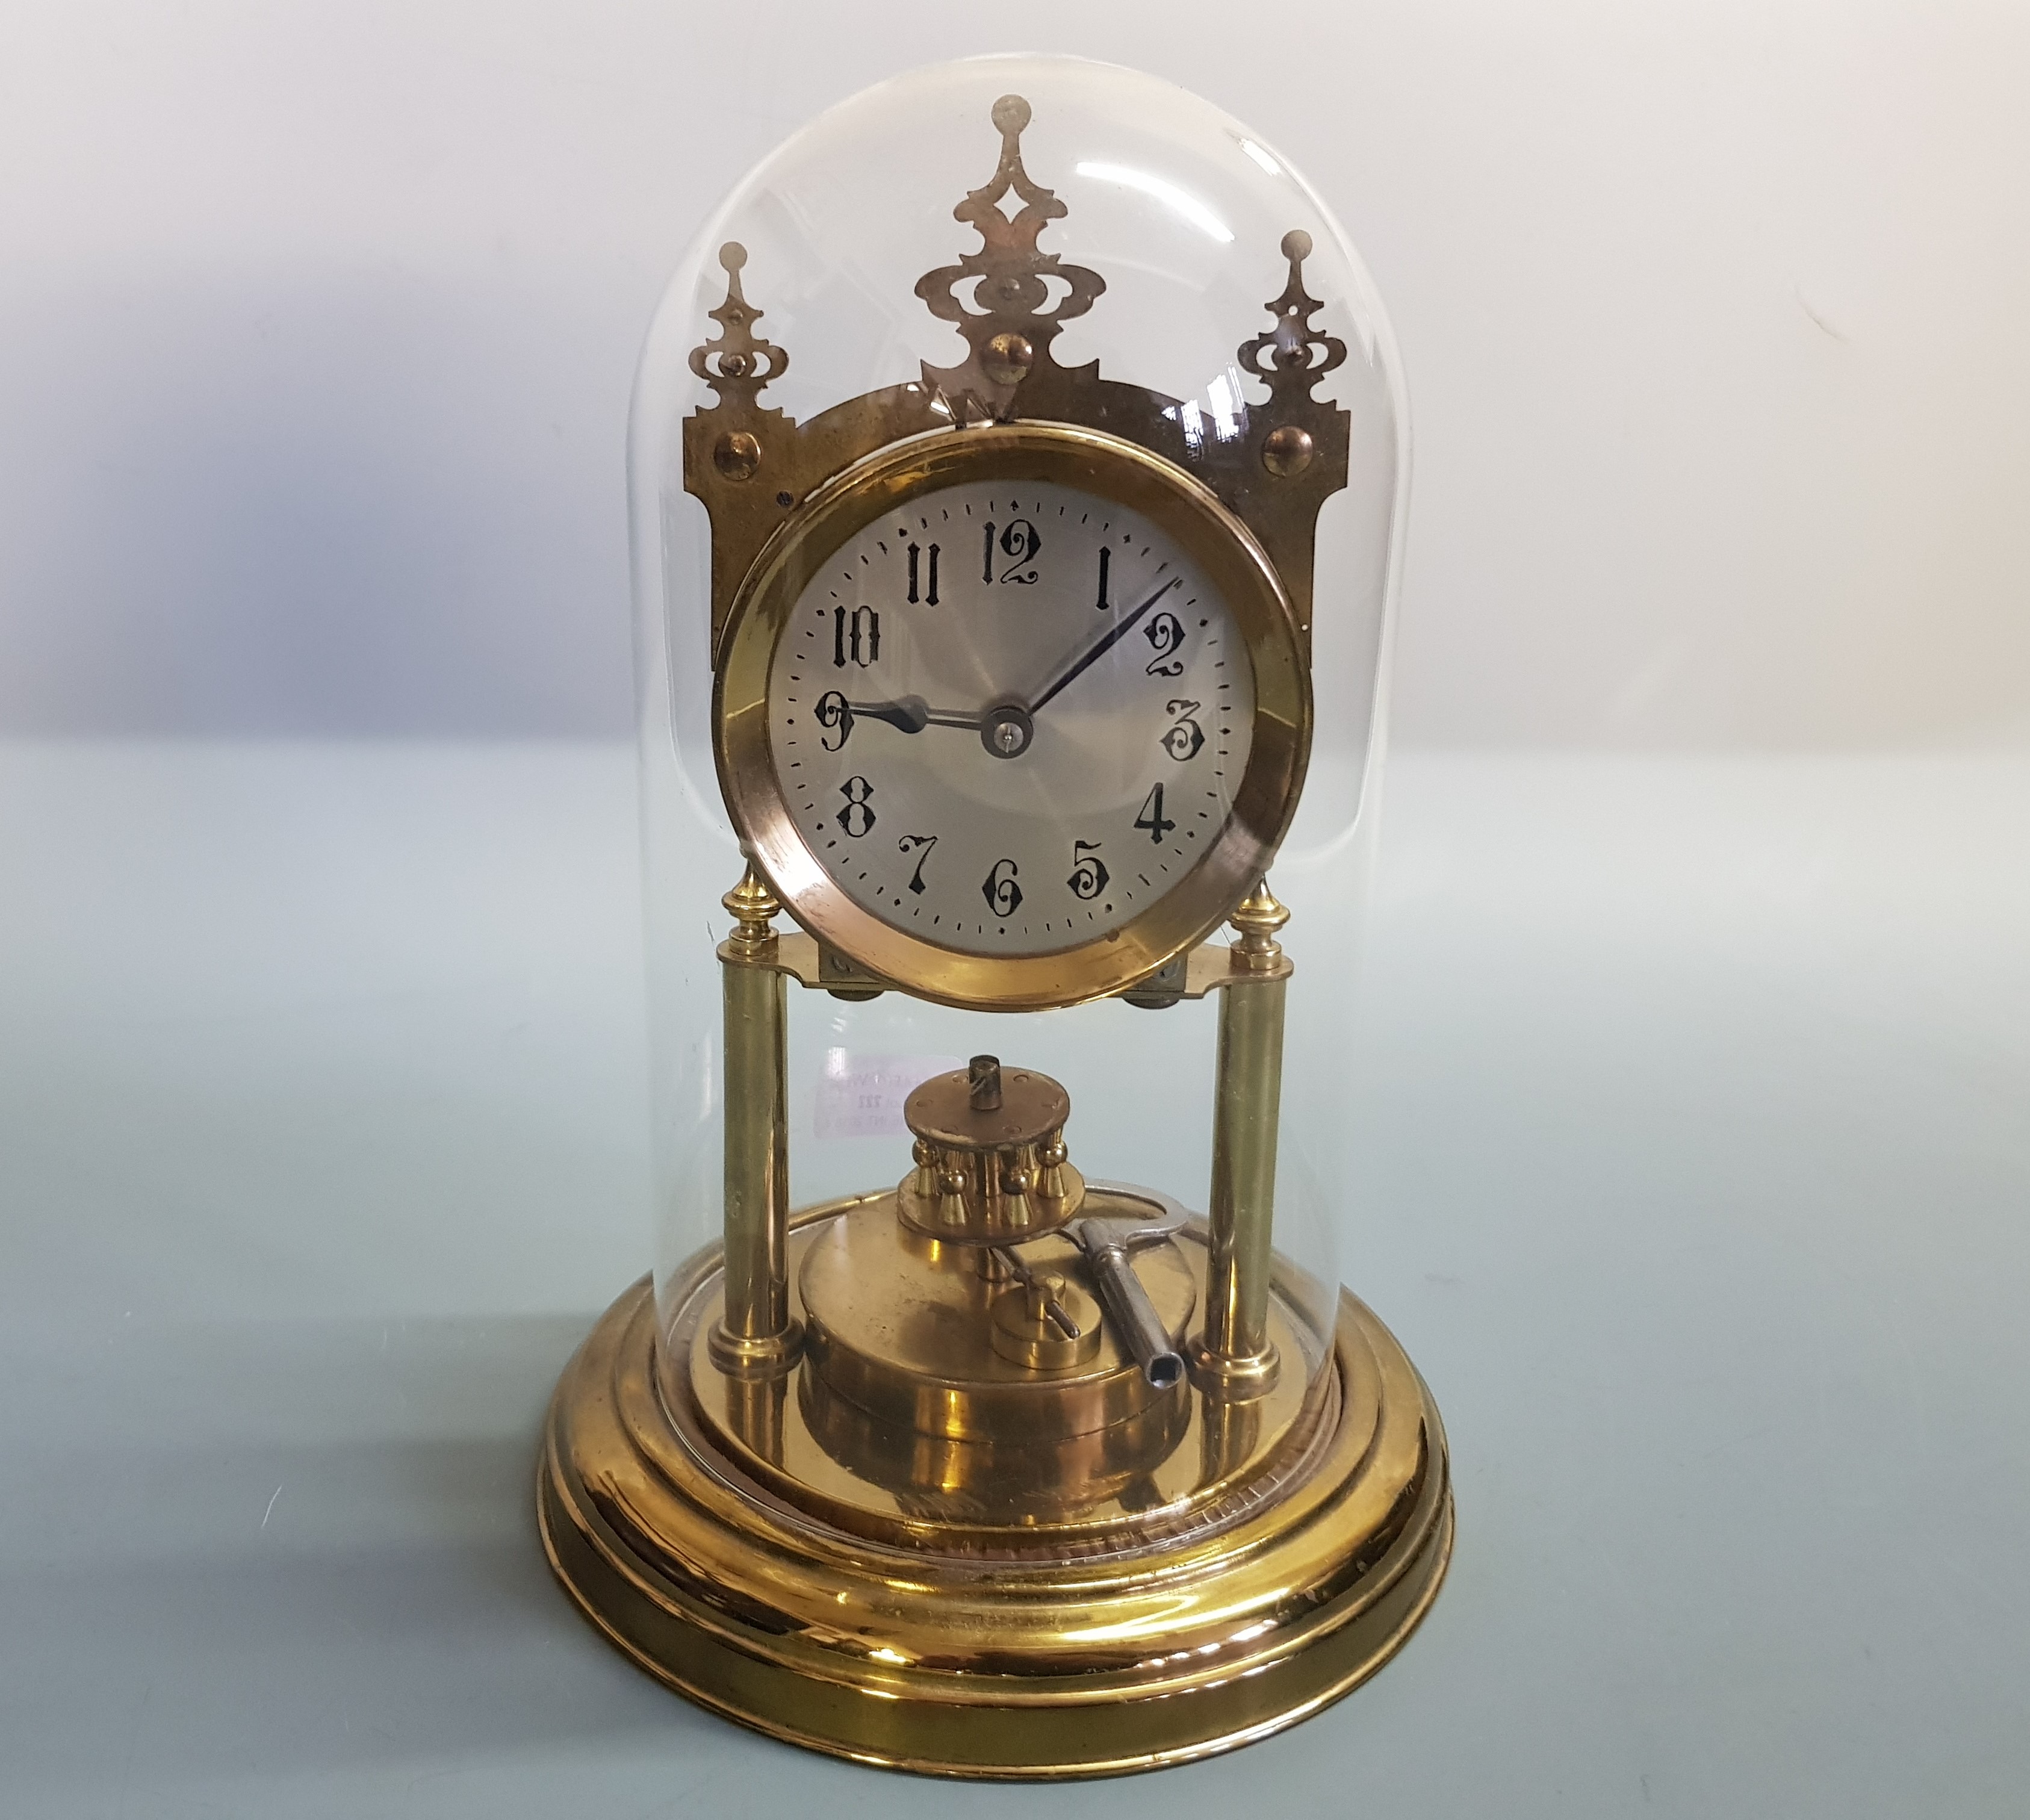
[540,57,1451,1777]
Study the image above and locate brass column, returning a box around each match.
[1194,881,1292,1396]
[710,863,800,1371]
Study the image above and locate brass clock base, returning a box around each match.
[538,1197,1451,1779]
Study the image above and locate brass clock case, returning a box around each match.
[714,422,1312,1010]
[548,73,1448,1781]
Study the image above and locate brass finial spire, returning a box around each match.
[1229,878,1291,974]
[722,860,781,957]
[914,95,1107,421]
[690,242,788,413]
[1238,230,1346,405]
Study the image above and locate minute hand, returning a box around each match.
[1027,577,1182,716]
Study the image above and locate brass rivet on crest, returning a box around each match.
[982,331,1033,388]
[1262,424,1314,478]
[713,430,762,482]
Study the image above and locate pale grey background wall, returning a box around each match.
[5,13,2029,1812]
[2,1,2025,747]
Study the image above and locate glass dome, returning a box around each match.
[630,54,1409,1500]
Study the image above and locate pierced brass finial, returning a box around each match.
[914,95,1106,421]
[1229,878,1291,973]
[690,242,788,413]
[1238,229,1346,406]
[722,860,781,955]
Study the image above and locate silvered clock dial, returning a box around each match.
[768,474,1254,952]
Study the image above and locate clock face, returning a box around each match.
[765,477,1256,957]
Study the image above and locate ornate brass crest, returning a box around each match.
[911,92,1107,422]
[682,93,1355,648]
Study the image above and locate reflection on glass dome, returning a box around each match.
[539,57,1450,1778]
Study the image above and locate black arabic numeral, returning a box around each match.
[1067,840,1109,900]
[831,604,880,667]
[983,518,1041,586]
[907,542,939,605]
[1094,545,1111,610]
[836,775,877,837]
[1134,783,1175,845]
[815,690,854,752]
[1143,610,1185,677]
[898,833,937,895]
[998,518,1041,583]
[981,857,1023,918]
[1160,697,1205,761]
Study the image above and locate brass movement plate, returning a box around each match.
[538,1197,1452,1778]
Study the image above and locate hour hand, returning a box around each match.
[845,694,983,733]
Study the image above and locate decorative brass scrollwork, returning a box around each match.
[683,95,1357,648]
[1238,229,1347,406]
[913,93,1108,423]
[689,241,787,413]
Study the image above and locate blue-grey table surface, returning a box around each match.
[4,743,2025,1818]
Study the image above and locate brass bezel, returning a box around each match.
[713,423,1312,1011]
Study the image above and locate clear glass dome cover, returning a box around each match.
[633,55,1409,1436]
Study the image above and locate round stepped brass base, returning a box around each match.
[538,1207,1452,1780]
